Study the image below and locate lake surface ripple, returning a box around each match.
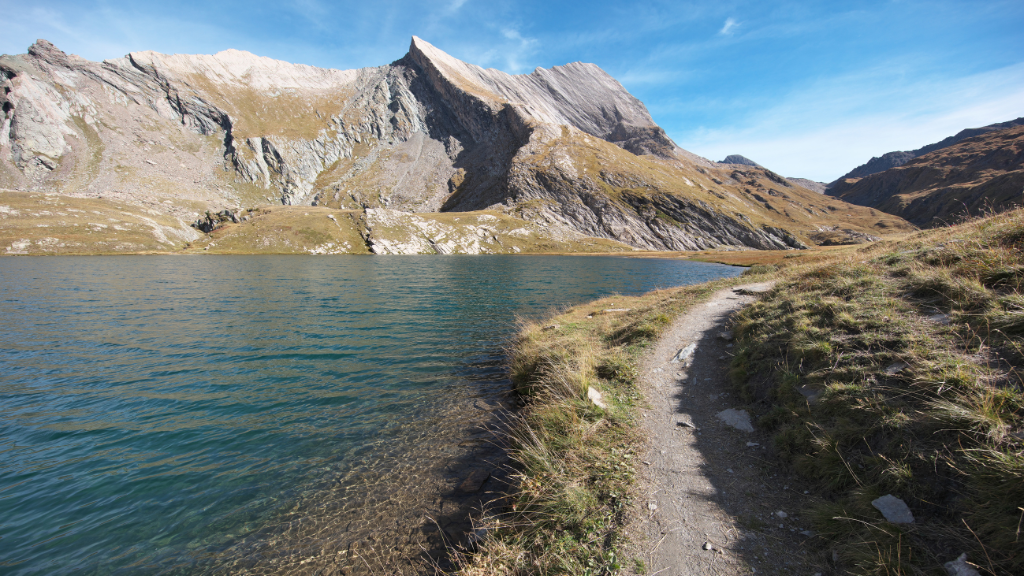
[0,255,741,574]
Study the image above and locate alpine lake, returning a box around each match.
[0,255,742,575]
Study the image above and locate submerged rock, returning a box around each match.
[458,469,491,493]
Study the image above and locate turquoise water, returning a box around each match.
[0,255,742,574]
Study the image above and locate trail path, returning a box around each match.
[634,283,828,576]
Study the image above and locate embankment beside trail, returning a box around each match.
[456,208,1023,576]
[451,275,762,574]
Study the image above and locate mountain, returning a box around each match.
[828,117,1024,187]
[0,38,911,255]
[785,178,827,194]
[827,124,1024,226]
[718,154,762,167]
[717,156,826,194]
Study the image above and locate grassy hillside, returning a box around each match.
[730,208,1024,574]
[466,208,1024,575]
[0,190,200,255]
[829,125,1024,227]
[454,277,751,574]
[0,191,636,256]
[508,127,914,249]
[191,206,636,255]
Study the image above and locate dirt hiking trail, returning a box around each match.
[633,283,830,576]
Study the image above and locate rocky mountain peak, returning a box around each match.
[407,36,676,156]
[124,47,359,92]
[0,36,911,255]
[718,154,762,167]
[27,39,70,67]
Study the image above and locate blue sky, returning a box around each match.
[3,0,1023,182]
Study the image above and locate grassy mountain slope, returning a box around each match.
[829,125,1024,227]
[497,125,913,250]
[0,190,633,255]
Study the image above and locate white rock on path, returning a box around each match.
[672,343,697,363]
[715,408,754,433]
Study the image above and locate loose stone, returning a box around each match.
[871,494,914,523]
[715,408,754,432]
[885,361,909,375]
[587,386,608,409]
[944,553,981,576]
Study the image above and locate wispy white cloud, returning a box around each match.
[448,0,470,12]
[470,27,539,73]
[674,61,1024,181]
[288,0,330,28]
[719,17,739,35]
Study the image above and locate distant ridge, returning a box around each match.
[829,117,1024,188]
[786,178,827,194]
[827,124,1024,226]
[718,154,762,167]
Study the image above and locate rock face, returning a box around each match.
[785,178,826,194]
[829,117,1024,187]
[1,37,911,253]
[827,125,1024,226]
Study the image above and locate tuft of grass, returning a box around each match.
[728,207,1024,574]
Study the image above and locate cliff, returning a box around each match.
[1,38,911,255]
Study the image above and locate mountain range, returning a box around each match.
[828,117,1024,186]
[0,37,930,255]
[827,123,1024,226]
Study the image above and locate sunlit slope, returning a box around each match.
[186,206,635,255]
[0,190,199,255]
[2,38,915,253]
[829,124,1024,226]
[479,126,914,251]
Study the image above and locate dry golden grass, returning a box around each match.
[0,190,193,255]
[727,208,1024,574]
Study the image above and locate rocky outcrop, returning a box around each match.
[718,154,761,168]
[827,125,1024,226]
[785,178,827,194]
[1,37,911,253]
